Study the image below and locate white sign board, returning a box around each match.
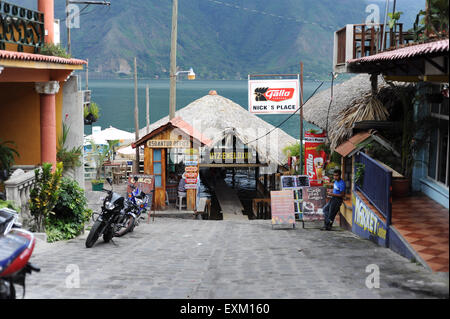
[248,78,300,115]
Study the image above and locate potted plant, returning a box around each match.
[0,139,19,181]
[84,102,100,125]
[354,163,365,188]
[57,122,82,178]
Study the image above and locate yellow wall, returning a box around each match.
[0,82,64,166]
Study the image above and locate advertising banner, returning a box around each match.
[300,186,326,221]
[280,175,310,220]
[270,190,295,227]
[248,78,299,115]
[304,131,327,186]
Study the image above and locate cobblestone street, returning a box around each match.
[25,216,449,299]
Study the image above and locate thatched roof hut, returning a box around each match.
[302,74,394,150]
[138,92,297,170]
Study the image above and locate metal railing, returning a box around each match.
[0,0,44,53]
[355,152,392,226]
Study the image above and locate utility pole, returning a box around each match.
[86,58,89,90]
[146,84,150,134]
[66,0,71,55]
[169,0,178,120]
[299,62,304,175]
[134,57,140,174]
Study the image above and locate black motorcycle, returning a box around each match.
[85,178,126,248]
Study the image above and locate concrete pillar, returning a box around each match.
[35,81,60,169]
[37,0,54,44]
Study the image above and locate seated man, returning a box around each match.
[321,169,345,231]
[178,173,187,193]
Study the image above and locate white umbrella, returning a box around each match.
[86,126,135,142]
[83,136,108,146]
[117,145,144,159]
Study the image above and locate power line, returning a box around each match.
[246,80,325,145]
[205,0,339,30]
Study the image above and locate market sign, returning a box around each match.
[248,78,299,115]
[352,192,388,247]
[147,139,190,148]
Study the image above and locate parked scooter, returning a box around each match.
[85,178,127,248]
[0,208,40,299]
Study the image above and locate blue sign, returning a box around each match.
[352,192,388,247]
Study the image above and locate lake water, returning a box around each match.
[81,78,328,139]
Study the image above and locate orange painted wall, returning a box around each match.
[0,82,64,166]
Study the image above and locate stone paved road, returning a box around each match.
[23,217,449,299]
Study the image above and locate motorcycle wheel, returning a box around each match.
[85,220,103,248]
[115,215,135,237]
[103,227,113,242]
[0,280,15,299]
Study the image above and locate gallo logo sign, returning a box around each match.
[248,78,299,115]
[254,87,295,102]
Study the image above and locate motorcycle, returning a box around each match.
[0,208,40,299]
[126,183,152,233]
[85,178,126,248]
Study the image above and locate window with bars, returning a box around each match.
[428,89,449,188]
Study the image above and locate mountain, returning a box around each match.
[12,0,426,80]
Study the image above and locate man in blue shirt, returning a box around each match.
[321,169,346,231]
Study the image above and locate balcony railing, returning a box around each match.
[0,0,45,53]
[4,166,37,227]
[355,152,392,226]
[334,23,415,71]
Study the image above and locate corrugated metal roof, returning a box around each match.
[348,38,449,64]
[0,49,87,65]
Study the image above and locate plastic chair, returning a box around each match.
[176,191,187,211]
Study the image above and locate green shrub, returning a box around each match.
[46,177,92,243]
[40,43,71,59]
[0,199,19,211]
[29,162,63,232]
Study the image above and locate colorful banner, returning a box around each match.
[270,190,295,227]
[304,131,327,187]
[248,78,300,115]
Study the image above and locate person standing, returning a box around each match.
[321,169,346,231]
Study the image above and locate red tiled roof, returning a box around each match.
[348,38,449,64]
[169,117,212,146]
[335,131,372,157]
[133,116,212,148]
[0,50,87,65]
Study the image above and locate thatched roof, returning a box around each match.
[138,93,297,168]
[303,74,392,150]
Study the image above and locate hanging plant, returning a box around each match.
[354,162,365,188]
[84,102,100,125]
